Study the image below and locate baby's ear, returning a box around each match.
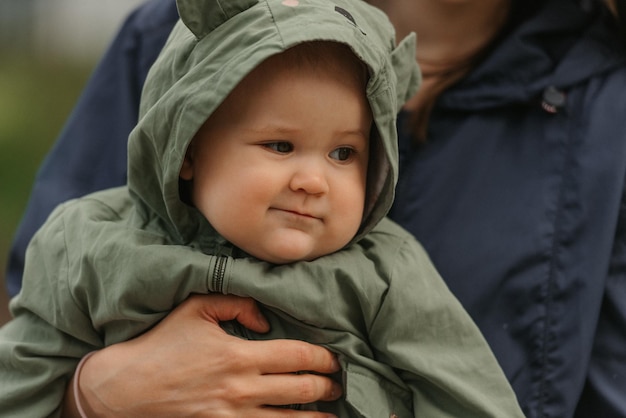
[176,0,259,39]
[180,143,195,180]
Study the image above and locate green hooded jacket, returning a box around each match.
[0,0,524,416]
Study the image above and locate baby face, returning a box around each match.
[180,46,371,263]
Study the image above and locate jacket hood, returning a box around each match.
[127,0,420,248]
[440,0,626,110]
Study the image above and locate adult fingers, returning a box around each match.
[183,294,340,376]
[249,372,342,405]
[243,407,338,418]
[250,338,341,375]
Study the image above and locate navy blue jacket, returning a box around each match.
[6,0,626,416]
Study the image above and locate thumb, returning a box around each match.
[188,294,271,333]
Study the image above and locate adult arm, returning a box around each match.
[5,0,178,297]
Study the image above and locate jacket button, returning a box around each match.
[541,86,566,113]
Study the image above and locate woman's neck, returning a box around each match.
[367,0,511,138]
[368,0,510,116]
[369,0,510,76]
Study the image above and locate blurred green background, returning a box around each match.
[0,0,144,325]
[0,51,93,324]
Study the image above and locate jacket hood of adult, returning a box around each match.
[127,0,420,250]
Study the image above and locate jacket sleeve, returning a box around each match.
[220,223,525,417]
[0,196,212,417]
[0,204,99,417]
[5,0,178,298]
[368,238,525,418]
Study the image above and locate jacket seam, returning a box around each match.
[538,102,574,417]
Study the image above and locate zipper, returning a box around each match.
[212,255,304,412]
[212,255,228,292]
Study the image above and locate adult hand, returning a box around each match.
[63,294,342,417]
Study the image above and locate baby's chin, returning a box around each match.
[247,247,322,265]
[228,226,357,264]
[244,240,344,265]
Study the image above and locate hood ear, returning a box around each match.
[391,32,421,113]
[177,0,259,39]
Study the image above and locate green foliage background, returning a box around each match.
[0,51,93,323]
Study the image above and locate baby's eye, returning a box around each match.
[263,141,293,153]
[329,147,355,162]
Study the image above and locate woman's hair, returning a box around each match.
[607,0,626,43]
[270,41,370,91]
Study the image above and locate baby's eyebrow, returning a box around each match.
[339,129,369,138]
[241,124,301,136]
[244,125,368,137]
